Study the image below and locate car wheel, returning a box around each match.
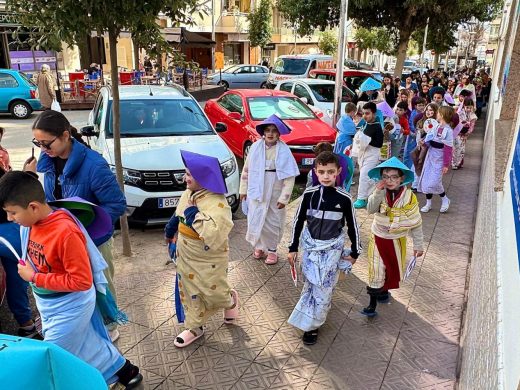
[218,80,229,91]
[260,82,267,89]
[9,100,32,119]
[231,202,240,214]
[243,141,252,160]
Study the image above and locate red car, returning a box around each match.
[309,69,381,92]
[204,89,337,170]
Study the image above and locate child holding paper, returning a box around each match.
[361,157,424,317]
[287,151,361,345]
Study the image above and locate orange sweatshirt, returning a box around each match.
[30,210,93,292]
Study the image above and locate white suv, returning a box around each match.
[80,85,240,225]
[275,79,357,126]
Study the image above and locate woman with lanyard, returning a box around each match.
[24,110,126,341]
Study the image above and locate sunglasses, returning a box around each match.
[32,136,58,150]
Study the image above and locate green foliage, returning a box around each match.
[354,27,396,55]
[318,30,338,55]
[248,0,272,48]
[6,0,200,53]
[277,0,503,74]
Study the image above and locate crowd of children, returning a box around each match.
[0,68,485,385]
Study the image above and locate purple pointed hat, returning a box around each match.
[376,101,395,118]
[444,93,455,105]
[256,114,292,136]
[180,150,227,194]
[48,197,112,242]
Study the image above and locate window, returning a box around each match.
[224,0,250,13]
[279,82,293,93]
[247,97,315,120]
[0,73,19,88]
[218,94,244,114]
[293,84,313,103]
[236,66,252,74]
[307,84,356,103]
[272,58,310,75]
[255,66,267,73]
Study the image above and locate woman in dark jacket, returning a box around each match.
[25,110,126,340]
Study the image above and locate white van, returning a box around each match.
[266,54,334,88]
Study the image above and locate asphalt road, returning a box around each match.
[0,110,91,169]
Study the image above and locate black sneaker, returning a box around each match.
[302,329,319,345]
[18,326,43,340]
[377,291,391,303]
[360,306,377,317]
[116,359,143,389]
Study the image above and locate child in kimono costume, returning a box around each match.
[361,158,424,317]
[288,151,361,345]
[240,114,299,265]
[0,171,142,389]
[165,150,237,348]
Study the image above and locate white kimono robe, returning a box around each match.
[240,140,298,252]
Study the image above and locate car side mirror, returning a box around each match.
[300,97,308,104]
[215,122,227,132]
[80,125,99,137]
[228,112,243,121]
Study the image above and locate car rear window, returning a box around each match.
[19,72,36,87]
[308,84,356,103]
[106,99,214,137]
[247,97,315,120]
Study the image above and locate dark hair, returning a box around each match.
[415,97,427,105]
[362,101,377,113]
[32,110,87,146]
[396,101,408,110]
[463,97,475,107]
[313,142,333,155]
[459,89,473,98]
[0,127,4,137]
[382,167,404,177]
[315,151,340,168]
[0,171,46,208]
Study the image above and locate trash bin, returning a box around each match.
[119,72,133,85]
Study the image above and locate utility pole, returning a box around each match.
[294,24,297,54]
[455,30,461,70]
[211,0,216,71]
[332,0,349,127]
[419,18,429,70]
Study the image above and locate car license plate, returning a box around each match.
[302,158,315,166]
[158,197,179,208]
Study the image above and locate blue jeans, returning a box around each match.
[0,222,32,325]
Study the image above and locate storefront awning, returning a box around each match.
[180,29,215,48]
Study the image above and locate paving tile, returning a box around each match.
[116,322,154,354]
[136,368,167,390]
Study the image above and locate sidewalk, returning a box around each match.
[111,117,483,390]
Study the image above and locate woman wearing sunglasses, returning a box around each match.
[24,109,126,341]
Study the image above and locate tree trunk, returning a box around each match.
[133,40,140,71]
[356,48,362,62]
[108,29,132,257]
[393,28,413,77]
[78,33,91,70]
[433,53,440,70]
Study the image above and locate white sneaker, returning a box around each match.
[440,197,450,213]
[420,204,432,213]
[109,328,120,342]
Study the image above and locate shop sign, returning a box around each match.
[263,43,276,50]
[0,12,20,27]
[510,124,520,269]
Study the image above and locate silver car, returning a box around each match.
[207,65,269,90]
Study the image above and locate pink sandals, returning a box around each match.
[173,328,204,348]
[224,289,239,324]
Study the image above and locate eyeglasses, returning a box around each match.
[382,174,401,181]
[32,136,58,150]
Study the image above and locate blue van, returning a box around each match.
[0,69,41,119]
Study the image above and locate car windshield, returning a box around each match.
[107,99,214,137]
[19,72,36,87]
[272,58,310,75]
[308,84,355,102]
[247,96,315,120]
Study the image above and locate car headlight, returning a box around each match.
[220,158,237,178]
[110,165,142,186]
